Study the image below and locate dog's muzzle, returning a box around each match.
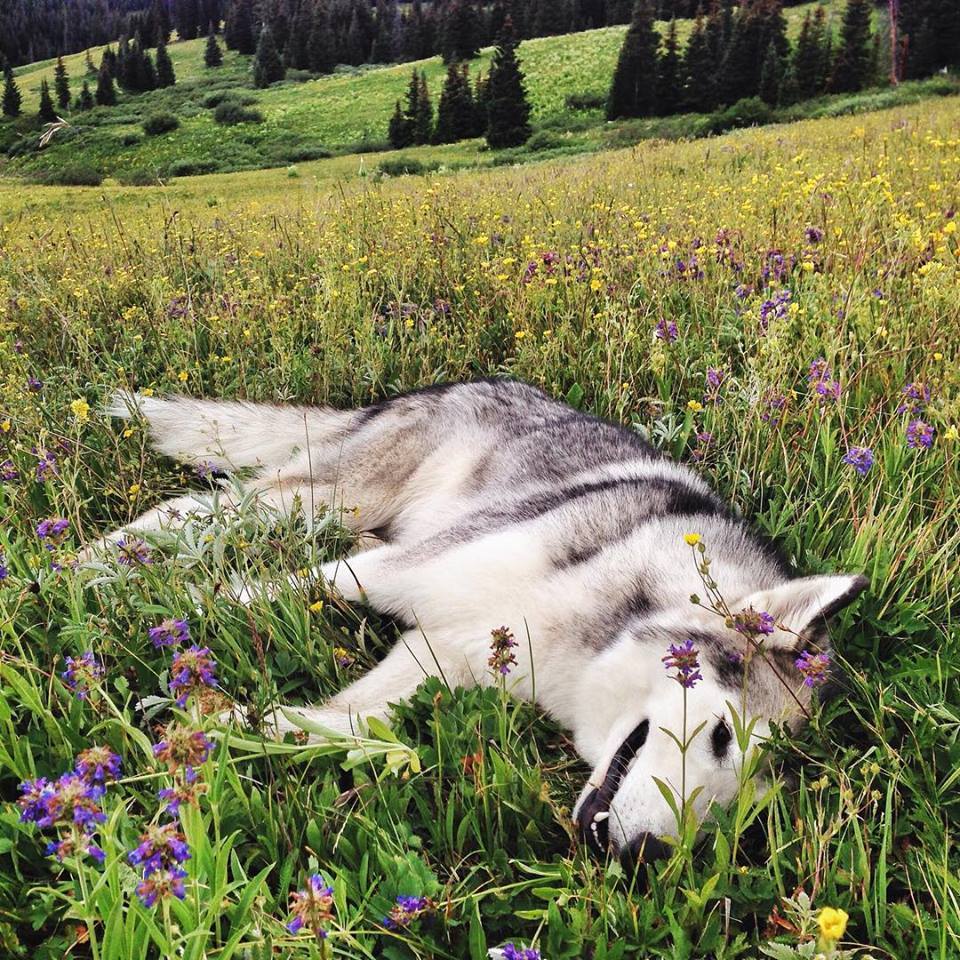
[575,719,652,857]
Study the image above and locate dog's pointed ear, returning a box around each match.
[734,574,868,649]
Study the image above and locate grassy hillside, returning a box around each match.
[0,93,958,958]
[0,1,860,181]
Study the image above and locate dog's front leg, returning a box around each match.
[250,628,451,741]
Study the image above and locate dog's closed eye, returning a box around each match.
[711,720,732,760]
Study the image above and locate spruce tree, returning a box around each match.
[485,20,531,148]
[793,10,822,100]
[388,98,412,147]
[54,56,70,109]
[441,0,481,63]
[2,65,21,117]
[830,0,872,92]
[77,80,95,110]
[719,1,765,104]
[308,4,335,73]
[85,48,97,76]
[38,78,57,121]
[413,71,433,144]
[205,24,224,66]
[758,39,781,104]
[155,38,176,86]
[95,60,117,105]
[225,0,257,55]
[371,0,398,63]
[682,10,716,111]
[606,0,659,119]
[285,0,312,69]
[434,61,477,143]
[253,24,285,87]
[656,19,682,116]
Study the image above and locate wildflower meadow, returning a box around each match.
[0,91,958,958]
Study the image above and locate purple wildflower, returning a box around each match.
[384,895,434,930]
[117,536,152,566]
[842,446,874,476]
[501,946,542,960]
[194,460,217,480]
[27,376,42,392]
[805,226,824,244]
[731,609,776,637]
[488,626,518,676]
[808,358,841,402]
[75,746,122,786]
[34,449,58,481]
[0,459,19,481]
[897,382,931,416]
[760,392,787,426]
[286,874,335,937]
[795,649,830,688]
[759,289,791,329]
[18,771,105,831]
[0,554,7,581]
[662,638,702,689]
[136,866,188,908]
[61,652,103,700]
[36,517,69,548]
[153,727,214,773]
[654,317,679,343]
[158,767,202,817]
[128,822,191,876]
[169,645,218,708]
[46,835,105,863]
[149,618,190,648]
[906,419,934,450]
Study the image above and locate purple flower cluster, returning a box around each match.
[730,608,776,637]
[759,289,791,330]
[896,382,930,416]
[61,652,103,700]
[842,446,875,476]
[27,376,43,392]
[287,874,335,937]
[488,626,518,676]
[761,250,794,286]
[760,392,788,426]
[169,645,218,708]
[17,746,120,865]
[906,419,934,450]
[808,358,841,402]
[153,726,215,774]
[157,765,202,817]
[502,946,542,960]
[383,894,434,930]
[149,618,191,648]
[795,649,831,688]
[34,448,58,481]
[135,867,188,908]
[662,638,702,689]
[704,367,725,403]
[128,821,191,878]
[117,536,152,566]
[0,554,7,581]
[0,459,19,482]
[36,517,69,548]
[804,226,824,244]
[654,317,679,343]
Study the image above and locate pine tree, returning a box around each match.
[441,0,481,63]
[434,61,478,143]
[388,98,412,148]
[758,39,781,104]
[155,38,176,86]
[77,79,95,110]
[38,78,57,121]
[793,10,821,100]
[85,48,97,76]
[54,56,70,109]
[656,19,682,115]
[371,0,398,63]
[285,0,312,69]
[413,71,433,143]
[682,10,716,111]
[253,24,285,86]
[308,3,335,73]
[485,19,531,147]
[225,0,257,55]
[95,60,117,105]
[829,0,872,92]
[606,0,659,119]
[205,24,224,66]
[2,65,21,117]
[719,0,766,104]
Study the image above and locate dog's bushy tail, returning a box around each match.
[105,391,348,472]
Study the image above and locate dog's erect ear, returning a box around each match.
[734,574,868,649]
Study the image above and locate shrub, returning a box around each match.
[526,130,562,151]
[377,156,440,177]
[120,132,142,146]
[706,97,773,134]
[117,168,165,186]
[565,91,606,111]
[143,112,180,136]
[34,164,104,186]
[165,158,219,177]
[267,144,333,163]
[202,90,256,109]
[213,102,264,125]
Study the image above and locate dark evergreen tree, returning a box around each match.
[155,38,176,86]
[2,64,21,117]
[793,9,826,100]
[388,97,412,147]
[413,70,433,143]
[54,55,70,109]
[758,39,781,104]
[225,0,257,54]
[116,35,132,88]
[38,77,57,121]
[434,61,478,143]
[829,0,872,92]
[285,0,312,68]
[485,19,531,147]
[205,24,224,66]
[656,19,682,115]
[371,0,398,63]
[85,48,97,76]
[900,0,959,78]
[606,0,659,119]
[174,0,203,40]
[253,23,285,86]
[719,0,766,104]
[682,10,716,111]
[77,79,95,110]
[308,3,335,73]
[441,0,481,63]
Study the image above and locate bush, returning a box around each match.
[202,90,256,109]
[286,69,315,83]
[143,112,180,136]
[526,130,562,151]
[117,168,165,186]
[33,164,104,186]
[706,97,773,134]
[377,156,440,177]
[565,91,606,111]
[165,158,218,177]
[120,131,142,146]
[213,102,264,125]
[267,143,333,164]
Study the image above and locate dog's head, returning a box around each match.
[572,573,867,861]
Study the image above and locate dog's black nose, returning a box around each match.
[622,832,670,866]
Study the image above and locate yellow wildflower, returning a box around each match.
[70,399,90,424]
[944,425,958,442]
[309,600,324,614]
[817,907,848,944]
[128,483,141,498]
[683,533,701,546]
[687,400,704,412]
[178,371,189,382]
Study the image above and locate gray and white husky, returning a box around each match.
[96,379,866,859]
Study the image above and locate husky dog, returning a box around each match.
[97,380,866,859]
